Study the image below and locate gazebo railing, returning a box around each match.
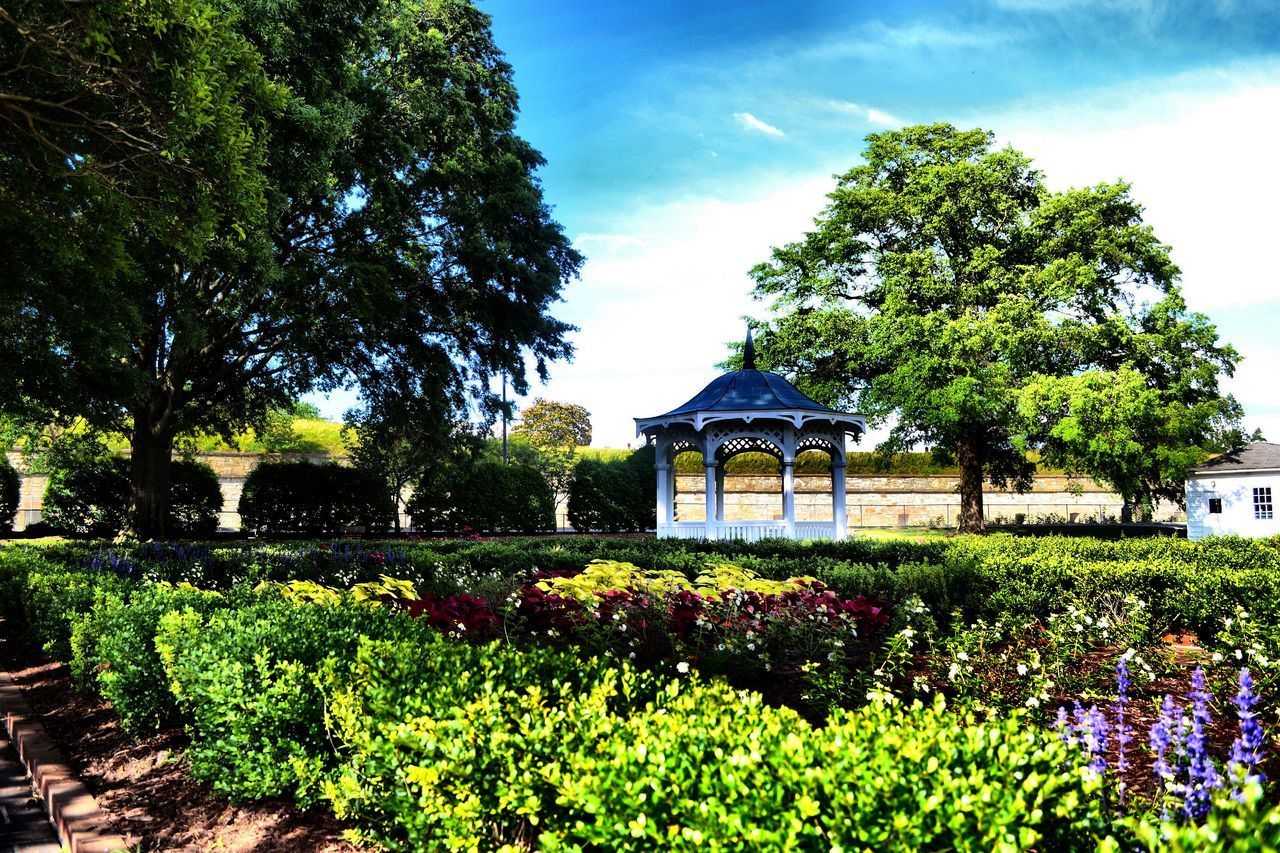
[658,520,837,542]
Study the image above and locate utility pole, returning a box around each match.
[501,372,509,465]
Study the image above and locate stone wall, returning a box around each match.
[6,450,1184,533]
[674,472,1184,526]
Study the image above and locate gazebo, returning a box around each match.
[636,332,865,541]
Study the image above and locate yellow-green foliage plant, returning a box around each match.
[535,559,694,602]
[324,636,668,851]
[694,561,818,597]
[350,574,419,605]
[536,559,818,604]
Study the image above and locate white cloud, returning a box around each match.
[824,100,904,127]
[971,63,1280,310]
[573,233,648,253]
[514,175,835,447]
[733,111,786,137]
[865,107,904,127]
[804,21,1008,61]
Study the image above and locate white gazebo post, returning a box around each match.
[715,460,726,523]
[655,440,673,533]
[832,458,847,540]
[703,458,719,540]
[781,427,796,536]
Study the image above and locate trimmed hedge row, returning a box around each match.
[408,461,555,535]
[41,456,222,537]
[239,460,396,536]
[20,533,1280,642]
[567,445,654,533]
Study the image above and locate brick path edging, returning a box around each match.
[0,665,131,853]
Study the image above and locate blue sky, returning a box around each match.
[311,0,1280,448]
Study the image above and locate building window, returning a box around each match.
[1254,487,1273,520]
[1208,497,1223,514]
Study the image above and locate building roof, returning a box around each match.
[1191,442,1280,475]
[635,329,865,435]
[651,368,840,418]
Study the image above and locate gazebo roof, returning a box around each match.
[636,331,865,435]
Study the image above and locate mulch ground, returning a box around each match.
[0,618,364,853]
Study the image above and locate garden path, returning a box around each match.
[0,734,60,853]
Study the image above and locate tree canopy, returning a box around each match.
[745,124,1241,531]
[1,0,581,538]
[515,399,593,448]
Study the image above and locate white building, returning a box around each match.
[1186,442,1280,540]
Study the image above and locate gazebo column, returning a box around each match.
[782,427,797,537]
[704,459,718,540]
[781,458,796,536]
[832,460,847,540]
[655,462,672,531]
[715,462,726,522]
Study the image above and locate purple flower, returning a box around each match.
[1184,666,1223,820]
[1228,668,1266,794]
[1150,694,1182,820]
[1114,659,1132,802]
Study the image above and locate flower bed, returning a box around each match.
[5,537,1280,848]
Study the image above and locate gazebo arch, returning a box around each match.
[636,331,865,541]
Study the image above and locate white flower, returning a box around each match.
[956,651,969,661]
[676,661,690,674]
[1212,652,1224,662]
[1016,663,1028,676]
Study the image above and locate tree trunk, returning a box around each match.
[956,435,986,534]
[128,416,175,541]
[1120,501,1134,524]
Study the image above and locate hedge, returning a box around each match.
[0,456,17,533]
[409,461,555,534]
[41,456,223,537]
[567,445,654,533]
[239,460,395,536]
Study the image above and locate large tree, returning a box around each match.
[745,124,1239,532]
[513,398,592,511]
[3,0,581,538]
[0,0,279,427]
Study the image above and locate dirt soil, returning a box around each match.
[0,619,365,853]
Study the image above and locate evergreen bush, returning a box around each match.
[0,457,18,533]
[239,460,395,536]
[409,461,555,534]
[567,445,655,532]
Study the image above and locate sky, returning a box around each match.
[309,0,1280,449]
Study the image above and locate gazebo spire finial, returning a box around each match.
[743,326,756,371]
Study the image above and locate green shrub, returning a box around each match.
[567,445,655,533]
[409,461,555,534]
[326,637,665,850]
[41,454,129,536]
[168,460,224,536]
[0,457,18,533]
[550,689,1108,851]
[71,582,235,732]
[157,595,416,802]
[328,639,1107,852]
[41,455,224,537]
[238,460,395,536]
